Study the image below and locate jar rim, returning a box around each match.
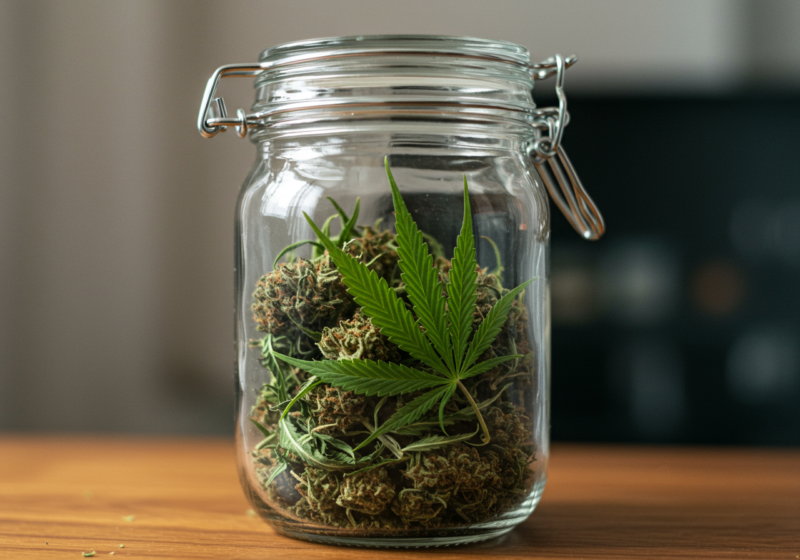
[258,34,532,69]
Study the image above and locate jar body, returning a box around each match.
[235,127,550,546]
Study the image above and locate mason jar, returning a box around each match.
[198,35,603,547]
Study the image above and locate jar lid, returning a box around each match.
[258,35,532,68]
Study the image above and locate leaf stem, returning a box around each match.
[456,380,491,444]
[361,419,404,459]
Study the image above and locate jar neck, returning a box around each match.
[254,123,533,157]
[247,35,539,139]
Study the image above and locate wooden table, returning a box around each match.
[1,437,798,559]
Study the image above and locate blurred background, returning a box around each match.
[1,0,799,444]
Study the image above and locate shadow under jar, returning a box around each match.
[197,35,604,547]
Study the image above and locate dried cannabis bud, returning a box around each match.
[318,310,401,362]
[391,488,447,525]
[336,467,396,516]
[296,466,341,516]
[344,225,399,281]
[305,384,368,434]
[252,253,354,338]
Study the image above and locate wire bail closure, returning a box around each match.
[197,63,265,139]
[529,54,605,240]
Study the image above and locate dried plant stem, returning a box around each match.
[361,419,403,458]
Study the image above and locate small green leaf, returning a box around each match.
[354,383,455,451]
[278,416,354,471]
[480,235,504,280]
[249,417,272,438]
[272,239,323,269]
[311,214,339,258]
[445,384,511,421]
[337,197,361,246]
[460,354,525,379]
[327,196,352,224]
[448,176,479,373]
[313,432,357,462]
[82,552,96,557]
[400,426,480,453]
[279,376,322,420]
[342,455,407,478]
[265,462,287,487]
[285,315,322,342]
[272,352,448,397]
[461,278,535,372]
[260,335,288,401]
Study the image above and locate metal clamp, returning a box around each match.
[197,63,266,138]
[529,54,605,240]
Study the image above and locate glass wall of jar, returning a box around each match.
[225,36,553,547]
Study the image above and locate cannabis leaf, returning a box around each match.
[274,158,534,450]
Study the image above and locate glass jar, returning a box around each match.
[198,35,603,547]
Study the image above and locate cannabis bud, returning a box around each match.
[252,254,354,337]
[336,467,396,516]
[391,488,447,525]
[250,383,280,427]
[473,268,505,328]
[344,225,399,281]
[296,467,341,517]
[485,405,535,492]
[318,309,401,362]
[305,384,368,434]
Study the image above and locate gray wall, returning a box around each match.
[1,0,799,433]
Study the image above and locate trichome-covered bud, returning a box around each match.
[305,384,368,434]
[318,309,401,362]
[344,226,399,281]
[473,268,505,328]
[252,254,354,337]
[336,467,396,516]
[391,488,447,525]
[295,467,343,524]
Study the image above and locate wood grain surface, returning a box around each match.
[1,436,798,559]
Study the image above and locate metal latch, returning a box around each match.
[529,54,605,240]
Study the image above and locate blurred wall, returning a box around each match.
[1,0,799,435]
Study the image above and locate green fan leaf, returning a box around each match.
[272,352,449,397]
[448,176,479,373]
[272,239,324,269]
[354,383,455,451]
[461,278,535,371]
[304,213,448,375]
[385,160,453,372]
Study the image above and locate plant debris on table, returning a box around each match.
[248,159,537,530]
